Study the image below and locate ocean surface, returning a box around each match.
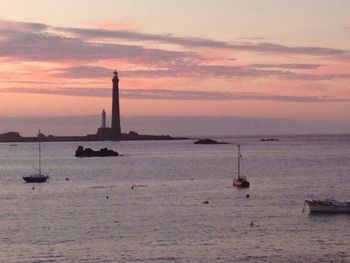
[0,135,350,262]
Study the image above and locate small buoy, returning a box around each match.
[131,185,134,190]
[32,186,35,190]
[65,177,69,181]
[250,221,254,227]
[246,194,250,198]
[106,196,109,199]
[203,200,209,204]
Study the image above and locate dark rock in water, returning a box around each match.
[260,138,279,142]
[131,184,148,189]
[194,138,228,145]
[75,146,119,157]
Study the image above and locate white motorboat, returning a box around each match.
[304,199,350,213]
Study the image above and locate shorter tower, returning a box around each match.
[101,109,106,128]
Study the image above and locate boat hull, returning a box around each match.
[306,200,350,213]
[233,177,250,188]
[23,175,49,183]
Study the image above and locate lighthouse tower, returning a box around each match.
[101,109,106,128]
[111,70,121,137]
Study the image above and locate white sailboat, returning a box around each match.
[23,131,49,183]
[233,144,250,188]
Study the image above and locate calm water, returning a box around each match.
[0,135,350,262]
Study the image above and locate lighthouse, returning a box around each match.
[96,71,122,140]
[101,109,106,128]
[111,70,121,137]
[93,71,176,141]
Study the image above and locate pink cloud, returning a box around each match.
[51,64,350,81]
[1,18,350,107]
[1,86,347,103]
[0,20,198,64]
[1,19,349,64]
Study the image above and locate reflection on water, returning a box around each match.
[0,135,350,262]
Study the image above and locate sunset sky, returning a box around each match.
[1,0,350,135]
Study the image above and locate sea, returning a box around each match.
[0,134,350,262]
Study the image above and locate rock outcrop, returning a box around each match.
[194,139,228,144]
[75,146,119,157]
[260,138,279,142]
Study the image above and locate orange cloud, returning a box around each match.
[85,21,139,31]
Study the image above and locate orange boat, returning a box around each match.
[233,176,250,188]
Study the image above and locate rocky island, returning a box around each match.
[194,138,229,144]
[260,138,279,142]
[75,146,119,157]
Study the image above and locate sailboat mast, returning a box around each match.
[38,130,41,175]
[237,144,240,178]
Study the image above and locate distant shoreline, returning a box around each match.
[0,131,188,143]
[1,131,349,143]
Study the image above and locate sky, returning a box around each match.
[0,0,350,135]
